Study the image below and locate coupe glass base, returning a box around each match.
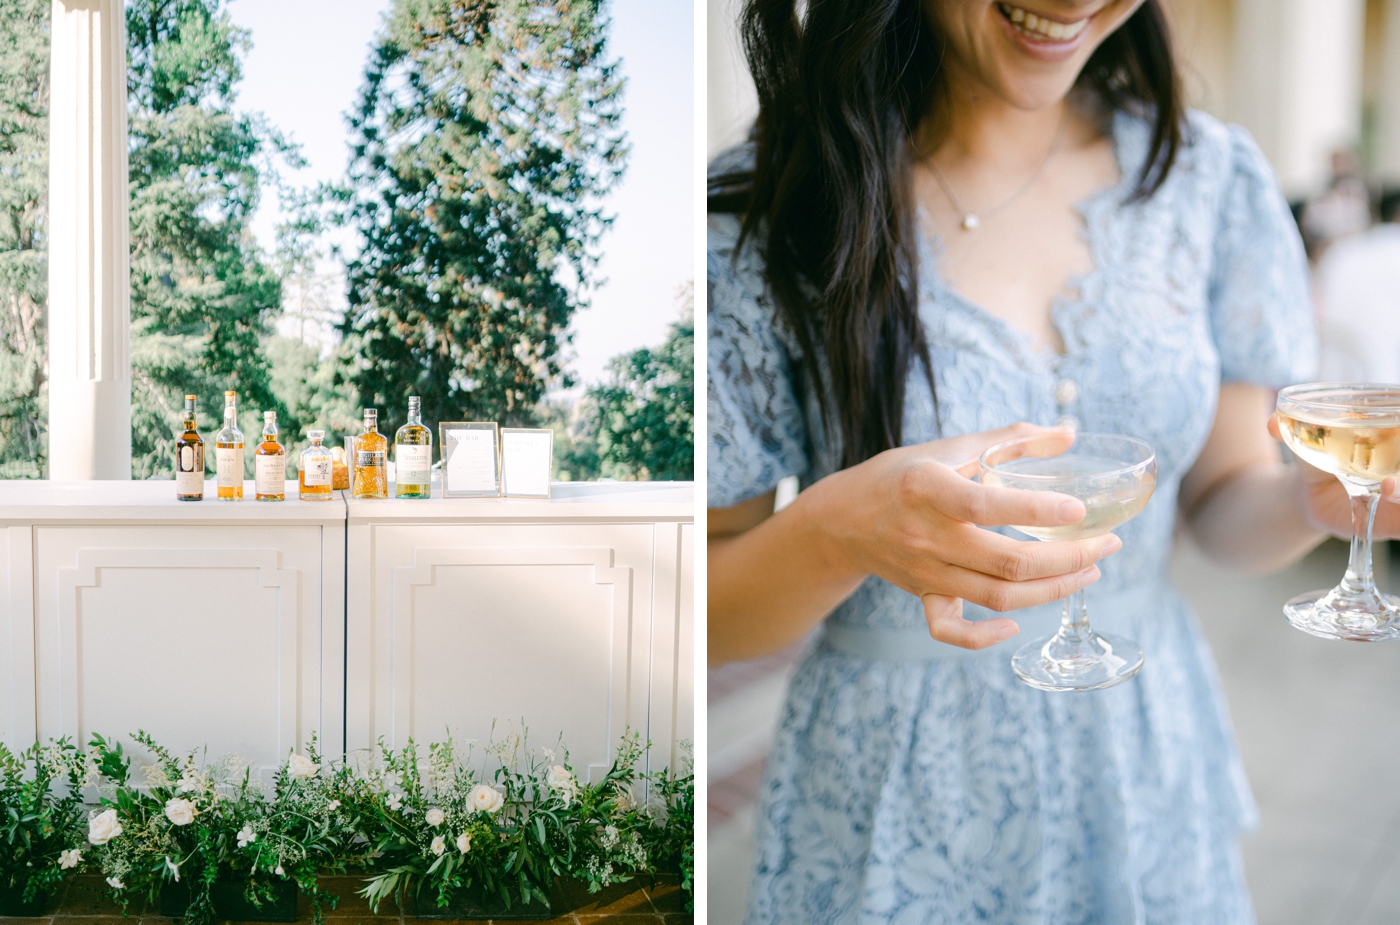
[1010,631,1144,692]
[1283,588,1400,642]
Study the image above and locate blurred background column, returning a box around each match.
[1375,0,1400,185]
[1228,0,1366,199]
[47,0,132,480]
[707,0,756,159]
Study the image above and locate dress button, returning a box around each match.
[1054,414,1080,431]
[1053,378,1079,407]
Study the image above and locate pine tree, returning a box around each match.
[0,0,50,477]
[340,0,627,435]
[126,0,295,477]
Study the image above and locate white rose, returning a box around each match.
[546,765,577,805]
[88,809,123,845]
[58,848,82,870]
[430,835,445,856]
[106,876,124,890]
[466,784,504,814]
[287,754,319,779]
[456,832,471,854]
[164,798,197,826]
[237,825,256,848]
[426,808,445,827]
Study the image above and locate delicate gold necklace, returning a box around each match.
[924,116,1064,231]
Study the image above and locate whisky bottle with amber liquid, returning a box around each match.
[353,408,388,499]
[215,391,245,501]
[394,395,432,498]
[254,410,286,501]
[174,394,204,501]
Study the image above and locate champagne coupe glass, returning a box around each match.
[979,432,1157,691]
[1276,383,1400,641]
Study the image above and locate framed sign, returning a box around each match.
[439,422,501,498]
[500,428,554,499]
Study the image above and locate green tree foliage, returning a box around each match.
[0,0,49,478]
[557,285,694,482]
[340,0,627,435]
[126,0,295,477]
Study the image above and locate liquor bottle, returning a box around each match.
[299,430,334,501]
[394,395,432,498]
[254,411,286,502]
[215,391,244,501]
[174,394,204,501]
[353,408,388,499]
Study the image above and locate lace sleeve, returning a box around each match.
[707,217,811,509]
[1206,124,1318,386]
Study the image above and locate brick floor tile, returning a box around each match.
[641,881,688,914]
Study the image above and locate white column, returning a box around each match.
[47,0,131,480]
[1229,0,1366,199]
[1376,0,1400,185]
[707,0,757,158]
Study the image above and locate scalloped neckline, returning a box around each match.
[917,109,1139,373]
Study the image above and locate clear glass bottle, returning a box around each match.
[353,408,388,499]
[254,410,286,501]
[299,430,334,501]
[174,394,204,501]
[215,390,244,501]
[394,395,432,498]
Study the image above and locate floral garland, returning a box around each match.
[0,728,693,924]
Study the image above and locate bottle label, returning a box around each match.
[356,450,386,468]
[396,445,431,484]
[255,455,285,495]
[303,457,332,487]
[176,469,203,495]
[216,446,244,488]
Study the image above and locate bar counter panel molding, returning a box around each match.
[0,481,693,781]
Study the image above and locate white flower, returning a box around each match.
[456,832,471,854]
[546,765,577,805]
[58,848,81,870]
[327,799,341,811]
[164,798,197,826]
[430,835,445,856]
[386,793,403,812]
[88,809,123,845]
[601,824,619,848]
[237,825,256,848]
[275,863,285,877]
[287,754,319,779]
[165,856,180,882]
[425,808,445,827]
[106,876,124,890]
[466,784,504,814]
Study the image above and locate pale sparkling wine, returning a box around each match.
[981,455,1156,541]
[1277,410,1400,483]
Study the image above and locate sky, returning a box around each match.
[229,0,695,391]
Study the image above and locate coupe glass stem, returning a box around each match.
[1339,481,1382,601]
[1060,587,1091,642]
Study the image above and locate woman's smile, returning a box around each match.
[996,2,1092,42]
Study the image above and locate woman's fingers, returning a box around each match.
[938,524,1121,581]
[936,560,1102,613]
[922,594,1020,650]
[923,464,1085,527]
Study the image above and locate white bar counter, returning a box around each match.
[0,479,694,780]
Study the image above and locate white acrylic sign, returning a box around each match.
[500,428,553,499]
[439,422,500,498]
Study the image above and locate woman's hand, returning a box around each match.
[800,422,1122,650]
[1267,414,1400,538]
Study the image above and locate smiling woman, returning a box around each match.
[704,0,1355,922]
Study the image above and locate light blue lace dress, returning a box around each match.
[708,109,1317,925]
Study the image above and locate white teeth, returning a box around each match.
[998,3,1089,42]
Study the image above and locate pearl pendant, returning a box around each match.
[961,213,980,231]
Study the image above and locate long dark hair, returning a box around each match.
[709,0,1183,469]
